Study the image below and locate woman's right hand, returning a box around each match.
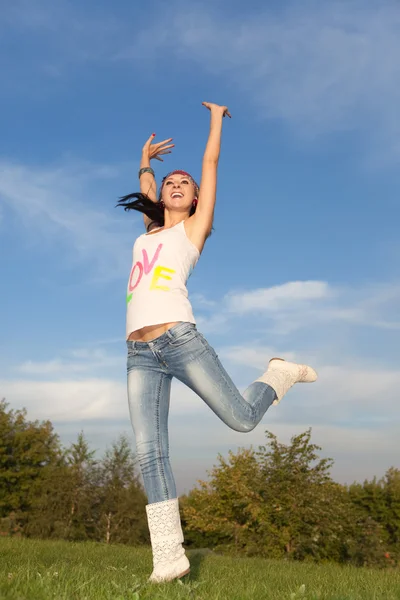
[142,134,174,162]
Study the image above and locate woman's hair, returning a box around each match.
[117,170,199,230]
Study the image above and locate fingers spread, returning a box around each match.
[155,138,173,146]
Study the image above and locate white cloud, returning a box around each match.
[195,312,230,335]
[2,270,400,489]
[4,275,399,428]
[5,344,400,427]
[191,293,217,309]
[0,376,203,424]
[221,346,297,371]
[5,2,400,158]
[2,332,399,490]
[0,159,139,280]
[122,1,400,158]
[17,348,122,376]
[217,347,400,436]
[226,281,330,313]
[204,280,400,335]
[0,378,127,422]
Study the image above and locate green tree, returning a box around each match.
[65,432,99,540]
[96,436,148,545]
[0,399,62,533]
[26,432,100,541]
[182,448,261,551]
[254,429,341,561]
[182,429,386,566]
[349,467,400,564]
[385,468,400,551]
[183,430,341,558]
[24,458,72,539]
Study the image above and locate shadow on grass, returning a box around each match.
[186,548,212,580]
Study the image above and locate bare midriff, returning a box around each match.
[127,322,180,342]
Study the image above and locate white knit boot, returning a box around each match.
[256,358,318,405]
[146,498,190,583]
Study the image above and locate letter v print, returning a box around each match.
[142,243,163,275]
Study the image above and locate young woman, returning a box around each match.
[118,102,317,583]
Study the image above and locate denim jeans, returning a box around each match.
[127,322,277,504]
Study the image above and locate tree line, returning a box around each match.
[0,399,398,568]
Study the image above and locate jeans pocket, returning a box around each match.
[168,326,196,347]
[197,332,219,360]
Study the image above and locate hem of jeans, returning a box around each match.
[147,497,179,508]
[247,382,276,426]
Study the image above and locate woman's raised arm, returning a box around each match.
[187,102,230,250]
[139,134,174,229]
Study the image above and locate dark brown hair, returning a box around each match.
[116,193,196,230]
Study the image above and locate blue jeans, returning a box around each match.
[127,322,277,504]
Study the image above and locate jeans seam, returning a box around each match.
[196,334,255,423]
[196,333,219,361]
[155,372,169,501]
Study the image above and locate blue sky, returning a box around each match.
[1,0,399,494]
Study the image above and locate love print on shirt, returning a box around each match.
[126,243,175,304]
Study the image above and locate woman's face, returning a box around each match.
[161,174,197,212]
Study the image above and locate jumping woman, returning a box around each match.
[118,102,317,583]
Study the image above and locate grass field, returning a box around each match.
[0,537,399,600]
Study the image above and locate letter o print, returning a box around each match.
[128,262,144,291]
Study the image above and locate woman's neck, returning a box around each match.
[163,211,190,230]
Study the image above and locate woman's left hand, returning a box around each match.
[142,134,175,163]
[202,102,231,118]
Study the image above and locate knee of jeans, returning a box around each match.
[230,420,256,433]
[241,422,257,433]
[136,439,168,466]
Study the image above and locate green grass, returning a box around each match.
[0,538,399,600]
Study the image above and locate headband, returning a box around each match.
[159,170,199,197]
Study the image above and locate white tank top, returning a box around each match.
[126,221,200,338]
